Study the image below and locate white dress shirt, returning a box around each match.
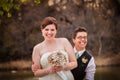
[74,47,96,80]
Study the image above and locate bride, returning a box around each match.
[31,17,77,80]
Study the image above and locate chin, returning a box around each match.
[79,45,85,48]
[46,38,54,40]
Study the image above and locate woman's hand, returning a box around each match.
[48,66,63,74]
[54,66,63,72]
[31,64,39,73]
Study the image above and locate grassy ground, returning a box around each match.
[0,60,31,70]
[0,53,120,70]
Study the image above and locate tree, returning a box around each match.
[0,0,41,24]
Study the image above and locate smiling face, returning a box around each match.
[41,24,57,41]
[73,31,87,51]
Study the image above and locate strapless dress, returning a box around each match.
[39,50,74,80]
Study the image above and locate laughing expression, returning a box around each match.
[73,32,87,50]
[42,24,57,40]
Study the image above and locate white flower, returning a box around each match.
[48,50,67,66]
[48,50,68,80]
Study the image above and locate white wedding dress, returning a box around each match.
[39,50,74,80]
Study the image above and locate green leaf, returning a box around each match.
[34,0,41,4]
[14,4,21,10]
[2,3,13,12]
[7,12,12,18]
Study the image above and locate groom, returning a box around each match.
[71,27,96,80]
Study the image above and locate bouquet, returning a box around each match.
[47,50,68,80]
[48,50,67,66]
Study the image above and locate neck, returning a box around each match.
[44,40,57,47]
[76,47,85,52]
[44,38,55,43]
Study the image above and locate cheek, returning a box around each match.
[85,39,87,43]
[41,31,46,37]
[73,40,78,44]
[53,32,57,36]
[42,33,44,36]
[54,30,57,34]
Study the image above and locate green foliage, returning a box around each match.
[0,0,41,24]
[0,0,19,17]
[34,0,41,4]
[0,10,4,16]
[0,0,120,62]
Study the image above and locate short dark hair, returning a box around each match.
[40,16,58,30]
[72,27,87,39]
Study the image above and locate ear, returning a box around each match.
[41,29,44,36]
[72,38,75,44]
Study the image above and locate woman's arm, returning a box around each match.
[62,38,77,70]
[32,45,58,77]
[32,45,49,77]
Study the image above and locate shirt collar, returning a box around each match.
[74,47,86,57]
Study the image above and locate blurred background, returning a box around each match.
[0,0,120,80]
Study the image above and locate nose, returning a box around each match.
[48,30,52,34]
[81,37,85,40]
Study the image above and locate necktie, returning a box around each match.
[75,52,79,59]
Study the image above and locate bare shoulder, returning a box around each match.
[57,37,69,42]
[32,42,44,59]
[34,43,42,49]
[33,42,44,54]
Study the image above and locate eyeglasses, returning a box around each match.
[76,36,87,40]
